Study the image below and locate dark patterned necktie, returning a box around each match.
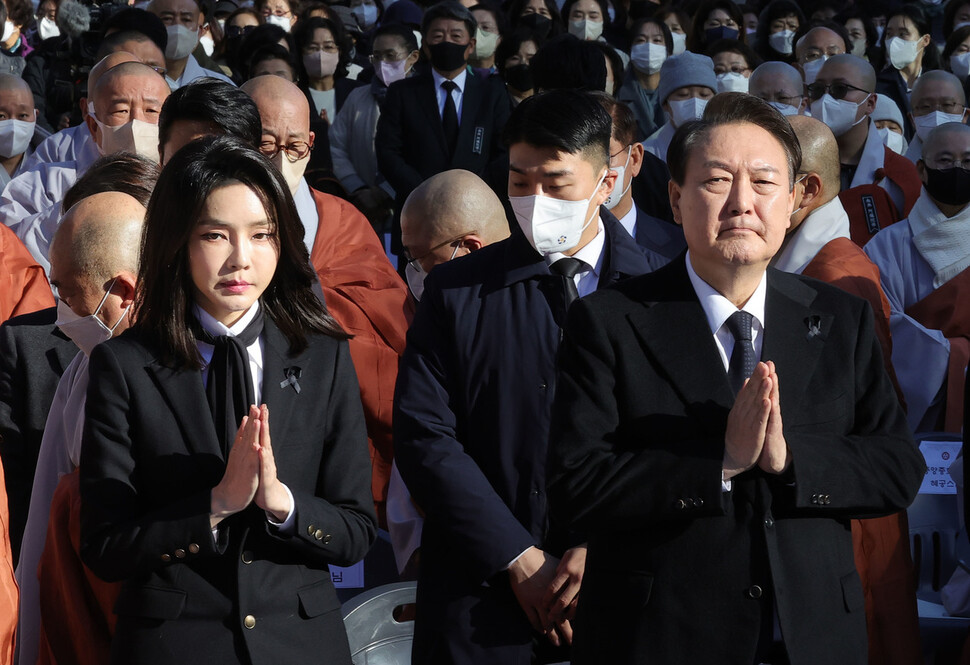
[726,310,755,395]
[441,80,459,156]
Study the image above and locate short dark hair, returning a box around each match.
[248,43,297,80]
[667,92,801,187]
[632,17,673,54]
[5,0,32,33]
[503,88,611,169]
[96,29,160,61]
[373,21,418,52]
[590,91,639,145]
[293,16,350,81]
[530,34,606,92]
[495,28,545,74]
[239,23,296,78]
[706,38,762,70]
[421,1,476,38]
[158,78,263,158]
[135,135,347,369]
[754,0,806,60]
[690,0,746,51]
[944,24,970,64]
[102,7,168,52]
[561,0,608,25]
[62,153,161,212]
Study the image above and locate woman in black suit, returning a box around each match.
[79,136,377,665]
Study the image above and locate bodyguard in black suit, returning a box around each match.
[0,307,77,561]
[547,94,926,664]
[375,1,510,251]
[394,90,667,665]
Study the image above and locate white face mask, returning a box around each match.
[474,27,499,59]
[605,146,631,210]
[769,29,795,55]
[200,32,215,56]
[404,242,460,300]
[351,3,378,29]
[94,117,160,162]
[802,56,827,85]
[716,71,748,93]
[55,280,130,357]
[0,118,33,158]
[768,100,800,116]
[951,52,970,81]
[670,31,686,54]
[877,126,907,154]
[264,13,291,31]
[630,42,666,75]
[810,93,868,137]
[568,19,603,41]
[668,96,708,127]
[887,36,922,70]
[851,37,866,57]
[875,24,884,44]
[303,50,339,78]
[510,170,606,255]
[165,24,199,60]
[377,57,411,86]
[1,21,13,43]
[271,150,309,194]
[38,16,59,41]
[914,109,965,141]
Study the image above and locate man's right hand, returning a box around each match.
[508,546,560,638]
[723,362,772,481]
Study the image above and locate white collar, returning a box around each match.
[685,250,768,336]
[771,197,851,274]
[194,300,260,339]
[546,218,606,277]
[617,205,637,238]
[432,66,467,93]
[166,55,202,89]
[851,119,887,189]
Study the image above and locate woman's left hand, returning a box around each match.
[253,404,292,521]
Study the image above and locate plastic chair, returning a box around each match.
[341,581,417,665]
[908,433,970,654]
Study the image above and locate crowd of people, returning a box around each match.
[0,0,962,661]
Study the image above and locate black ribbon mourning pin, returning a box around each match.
[805,315,822,340]
[280,367,302,394]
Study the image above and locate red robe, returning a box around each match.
[0,460,17,665]
[803,237,921,665]
[308,189,413,527]
[839,146,923,249]
[0,223,54,324]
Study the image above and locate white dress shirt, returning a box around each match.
[432,67,466,122]
[546,218,607,298]
[617,204,637,240]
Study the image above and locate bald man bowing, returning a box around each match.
[547,94,924,665]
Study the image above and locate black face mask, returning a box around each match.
[705,25,739,43]
[519,13,552,37]
[427,40,469,72]
[922,164,970,207]
[504,64,533,92]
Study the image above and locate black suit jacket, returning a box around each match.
[547,257,926,665]
[394,210,666,664]
[79,320,377,665]
[0,306,78,562]
[376,69,511,225]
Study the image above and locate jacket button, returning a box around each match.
[694,497,704,508]
[244,615,256,629]
[307,525,316,536]
[160,553,171,562]
[323,534,332,544]
[314,529,324,541]
[823,495,831,505]
[174,549,186,559]
[810,494,818,505]
[746,585,763,599]
[674,499,686,510]
[188,543,200,555]
[764,518,774,528]
[241,550,253,564]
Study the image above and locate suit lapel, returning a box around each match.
[147,359,222,459]
[453,72,481,165]
[761,270,828,408]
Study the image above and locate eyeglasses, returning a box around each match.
[928,157,970,169]
[225,24,256,38]
[258,139,313,162]
[715,65,750,75]
[151,65,168,78]
[913,101,966,115]
[806,81,870,101]
[401,234,471,268]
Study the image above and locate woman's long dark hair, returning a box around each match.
[135,135,348,369]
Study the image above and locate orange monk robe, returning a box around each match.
[803,237,921,665]
[309,189,413,527]
[0,460,17,665]
[0,223,53,324]
[36,470,118,665]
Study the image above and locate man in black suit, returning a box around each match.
[375,1,510,253]
[393,89,667,665]
[546,93,927,665]
[0,308,76,562]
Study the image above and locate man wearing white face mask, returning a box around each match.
[812,55,922,245]
[0,75,49,189]
[394,89,663,665]
[749,61,807,115]
[0,60,170,272]
[642,51,717,162]
[149,0,234,89]
[15,191,144,665]
[793,24,847,86]
[902,70,968,162]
